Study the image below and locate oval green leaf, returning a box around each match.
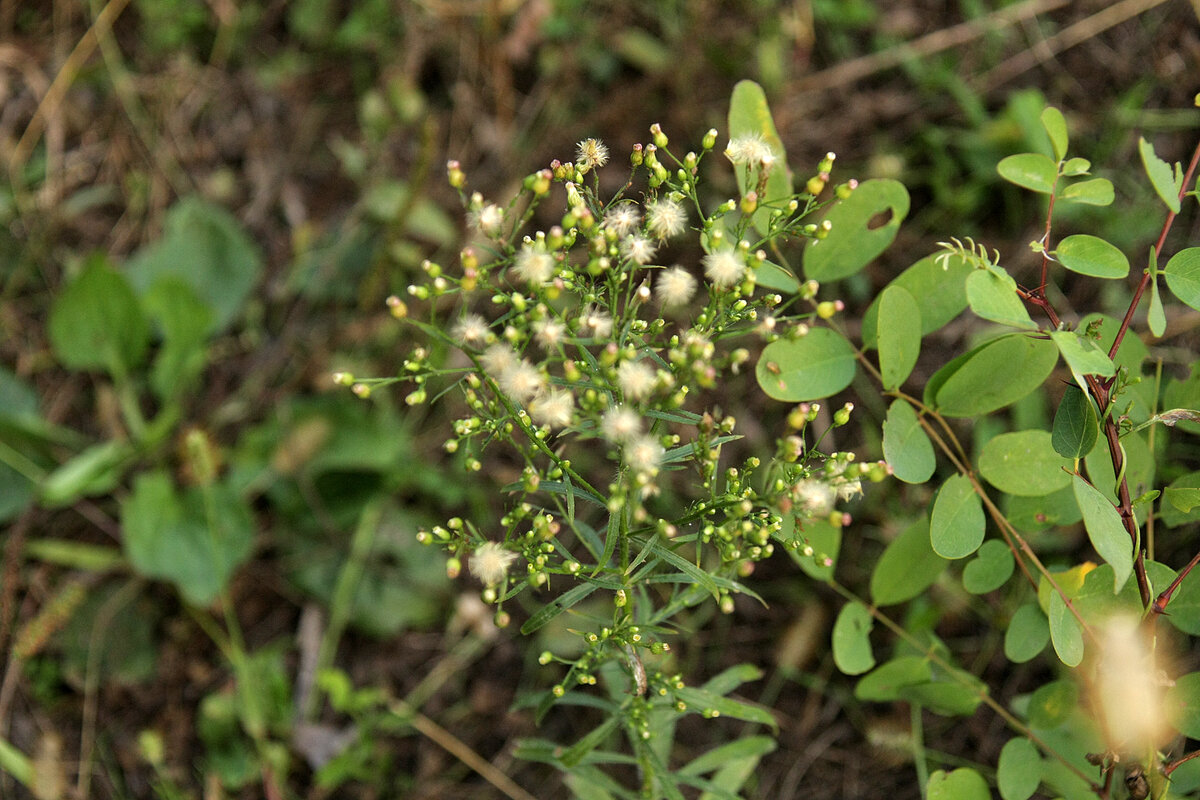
[862,252,972,347]
[1058,178,1114,206]
[756,328,856,401]
[1072,474,1134,593]
[930,474,985,559]
[855,656,931,702]
[1169,672,1200,739]
[752,260,801,293]
[882,399,935,484]
[803,179,909,282]
[1028,679,1078,729]
[998,737,1042,800]
[1062,157,1091,176]
[48,255,150,375]
[962,539,1015,594]
[1051,386,1099,459]
[877,285,921,389]
[1055,234,1129,279]
[1140,136,1182,214]
[965,268,1036,329]
[930,334,1059,418]
[1004,603,1049,663]
[1041,107,1068,161]
[997,152,1057,194]
[727,80,792,236]
[1048,590,1084,667]
[979,430,1071,497]
[870,518,947,606]
[927,768,990,800]
[1164,247,1200,311]
[832,601,875,675]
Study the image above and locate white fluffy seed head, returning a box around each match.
[656,266,697,308]
[601,406,642,443]
[513,244,556,285]
[703,248,746,288]
[617,360,656,401]
[469,541,518,586]
[645,198,687,240]
[529,389,575,429]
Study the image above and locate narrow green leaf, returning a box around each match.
[930,334,1058,417]
[832,601,875,675]
[1164,247,1200,311]
[965,268,1036,329]
[1139,137,1182,214]
[870,518,947,606]
[1168,672,1200,739]
[561,715,621,767]
[727,80,792,235]
[1072,474,1134,593]
[1055,234,1129,279]
[998,738,1042,800]
[803,179,909,282]
[861,252,972,347]
[1051,386,1099,458]
[1004,603,1049,663]
[927,768,990,800]
[962,539,1015,594]
[930,474,985,559]
[675,687,776,728]
[1041,107,1068,161]
[1148,272,1166,337]
[22,539,124,572]
[680,736,777,777]
[756,328,856,401]
[979,430,1071,497]
[520,582,600,634]
[881,399,935,484]
[1058,177,1114,206]
[997,152,1057,193]
[1048,590,1084,667]
[40,440,134,507]
[876,284,921,389]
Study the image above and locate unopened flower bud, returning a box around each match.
[447,160,465,188]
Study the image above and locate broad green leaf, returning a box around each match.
[881,399,935,484]
[1005,484,1081,532]
[49,255,150,375]
[962,539,1015,594]
[803,179,909,282]
[870,518,947,606]
[1168,562,1200,636]
[1072,474,1134,593]
[998,737,1042,800]
[1055,234,1129,279]
[142,278,214,402]
[997,152,1057,194]
[40,440,134,507]
[979,430,1071,497]
[1075,561,1175,627]
[1058,178,1113,206]
[121,471,255,606]
[1084,430,1154,504]
[1139,137,1182,214]
[1168,672,1200,739]
[1048,590,1083,666]
[1050,329,1116,391]
[861,252,971,347]
[752,260,800,293]
[756,328,856,401]
[1041,107,1068,161]
[1164,248,1200,311]
[126,197,264,333]
[901,668,986,717]
[1028,680,1078,729]
[930,475,984,559]
[1061,157,1091,176]
[876,284,921,389]
[1167,487,1200,513]
[727,80,791,235]
[831,601,875,675]
[928,334,1058,417]
[1037,562,1095,616]
[1148,272,1166,337]
[854,656,931,702]
[927,768,990,800]
[1161,471,1200,528]
[1052,386,1099,458]
[783,515,840,581]
[965,268,1036,329]
[1004,603,1049,663]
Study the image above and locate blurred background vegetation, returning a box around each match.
[1,0,1198,798]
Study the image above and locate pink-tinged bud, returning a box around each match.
[806,176,826,195]
[740,191,758,214]
[447,160,465,188]
[631,143,644,166]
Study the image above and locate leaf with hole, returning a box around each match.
[965,268,1035,329]
[1055,234,1129,279]
[962,539,1015,594]
[1164,248,1200,311]
[979,430,1070,497]
[930,474,985,559]
[997,153,1057,194]
[832,601,875,675]
[755,328,856,401]
[803,179,909,282]
[882,399,935,484]
[870,518,947,606]
[1140,137,1181,214]
[876,285,921,389]
[1072,474,1133,593]
[1051,386,1099,459]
